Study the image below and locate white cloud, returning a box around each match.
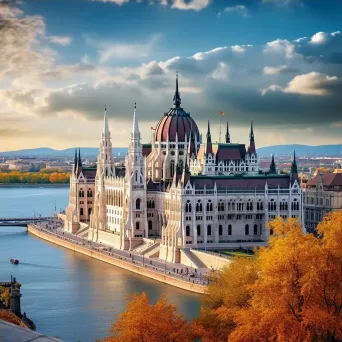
[171,0,209,11]
[264,39,296,59]
[220,5,248,17]
[47,35,72,46]
[90,0,130,4]
[263,65,298,75]
[284,72,340,95]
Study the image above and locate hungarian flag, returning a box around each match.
[220,111,224,116]
[151,127,156,131]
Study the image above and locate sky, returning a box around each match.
[1,0,342,151]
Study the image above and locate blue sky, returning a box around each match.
[1,0,342,150]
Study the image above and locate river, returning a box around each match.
[0,186,201,342]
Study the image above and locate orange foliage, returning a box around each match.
[0,170,70,184]
[101,292,195,342]
[0,310,21,326]
[196,212,342,342]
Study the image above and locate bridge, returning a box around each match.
[0,217,54,227]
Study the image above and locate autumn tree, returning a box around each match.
[0,310,21,326]
[101,292,195,342]
[197,212,342,342]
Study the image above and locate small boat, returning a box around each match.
[10,258,19,264]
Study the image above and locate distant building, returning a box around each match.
[45,161,72,172]
[6,159,45,172]
[304,169,342,233]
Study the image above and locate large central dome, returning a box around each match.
[155,76,200,143]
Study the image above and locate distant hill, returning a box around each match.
[0,147,128,158]
[0,144,341,158]
[257,144,342,157]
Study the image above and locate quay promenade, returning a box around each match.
[28,219,208,294]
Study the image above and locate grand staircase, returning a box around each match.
[181,248,207,269]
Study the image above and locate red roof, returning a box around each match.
[307,172,342,188]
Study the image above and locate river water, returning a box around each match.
[0,187,201,342]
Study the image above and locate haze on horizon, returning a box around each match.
[1,0,342,152]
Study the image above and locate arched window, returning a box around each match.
[152,200,155,209]
[197,225,201,236]
[147,200,151,209]
[270,228,274,235]
[196,200,202,212]
[148,220,152,230]
[135,171,138,182]
[136,221,140,230]
[207,225,212,236]
[206,201,213,212]
[170,160,175,177]
[254,224,258,235]
[186,226,190,237]
[80,208,83,216]
[219,225,222,236]
[185,201,192,213]
[228,224,232,235]
[136,198,141,210]
[245,224,249,235]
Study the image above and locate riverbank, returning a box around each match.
[28,225,207,294]
[0,183,69,188]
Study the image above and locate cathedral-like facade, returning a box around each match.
[64,76,303,263]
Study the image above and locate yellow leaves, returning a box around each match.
[101,293,195,342]
[0,170,70,184]
[197,211,342,342]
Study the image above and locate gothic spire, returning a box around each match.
[270,154,276,174]
[73,148,78,173]
[206,120,213,155]
[78,148,82,167]
[173,70,181,108]
[249,120,256,154]
[291,151,298,174]
[103,105,110,136]
[132,102,139,135]
[225,121,230,143]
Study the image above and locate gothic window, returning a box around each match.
[148,220,152,230]
[228,224,232,235]
[147,200,151,209]
[136,222,140,230]
[218,201,224,212]
[152,200,155,209]
[80,208,83,216]
[254,224,258,235]
[170,160,175,177]
[185,201,192,213]
[245,224,249,235]
[135,172,138,182]
[268,199,276,211]
[270,228,274,235]
[207,225,212,236]
[136,198,141,210]
[291,199,299,211]
[186,226,190,237]
[206,201,213,212]
[219,225,222,236]
[197,225,201,236]
[196,200,203,212]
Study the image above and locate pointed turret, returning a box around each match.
[225,121,230,143]
[78,148,82,167]
[132,102,139,135]
[181,153,191,186]
[103,105,109,137]
[269,154,276,174]
[291,151,298,174]
[249,120,256,154]
[206,120,213,155]
[173,71,181,108]
[73,148,78,174]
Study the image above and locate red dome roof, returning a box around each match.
[155,76,200,143]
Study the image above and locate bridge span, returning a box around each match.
[0,217,54,227]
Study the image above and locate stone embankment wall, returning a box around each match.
[191,250,232,270]
[28,225,206,294]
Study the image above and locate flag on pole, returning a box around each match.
[220,111,224,116]
[151,127,156,131]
